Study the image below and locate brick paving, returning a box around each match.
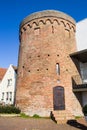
[0,117,87,130]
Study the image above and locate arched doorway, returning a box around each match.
[53,86,65,110]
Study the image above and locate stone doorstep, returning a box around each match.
[53,118,68,124]
[52,110,75,124]
[0,114,20,117]
[54,116,74,124]
[54,115,75,118]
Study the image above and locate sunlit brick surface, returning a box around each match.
[16,10,83,117]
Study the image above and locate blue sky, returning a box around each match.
[0,0,87,68]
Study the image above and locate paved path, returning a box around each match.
[0,117,87,130]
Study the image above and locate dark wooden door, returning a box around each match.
[53,86,65,110]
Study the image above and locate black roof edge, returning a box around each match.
[70,49,87,63]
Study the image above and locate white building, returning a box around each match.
[0,64,17,105]
[76,18,87,51]
[71,19,87,108]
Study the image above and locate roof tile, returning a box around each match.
[0,68,7,81]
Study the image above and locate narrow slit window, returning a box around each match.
[56,63,60,75]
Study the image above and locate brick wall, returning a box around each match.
[16,10,83,117]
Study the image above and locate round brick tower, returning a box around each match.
[16,10,80,117]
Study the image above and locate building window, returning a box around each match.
[56,63,60,75]
[7,79,12,86]
[2,92,4,100]
[9,92,12,101]
[6,92,9,100]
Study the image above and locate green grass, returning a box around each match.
[20,113,41,118]
[20,113,30,118]
[75,116,83,119]
[20,113,50,119]
[32,114,41,118]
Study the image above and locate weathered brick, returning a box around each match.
[16,10,83,117]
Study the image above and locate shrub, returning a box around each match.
[82,104,87,115]
[0,105,21,114]
[33,114,41,118]
[20,113,30,118]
